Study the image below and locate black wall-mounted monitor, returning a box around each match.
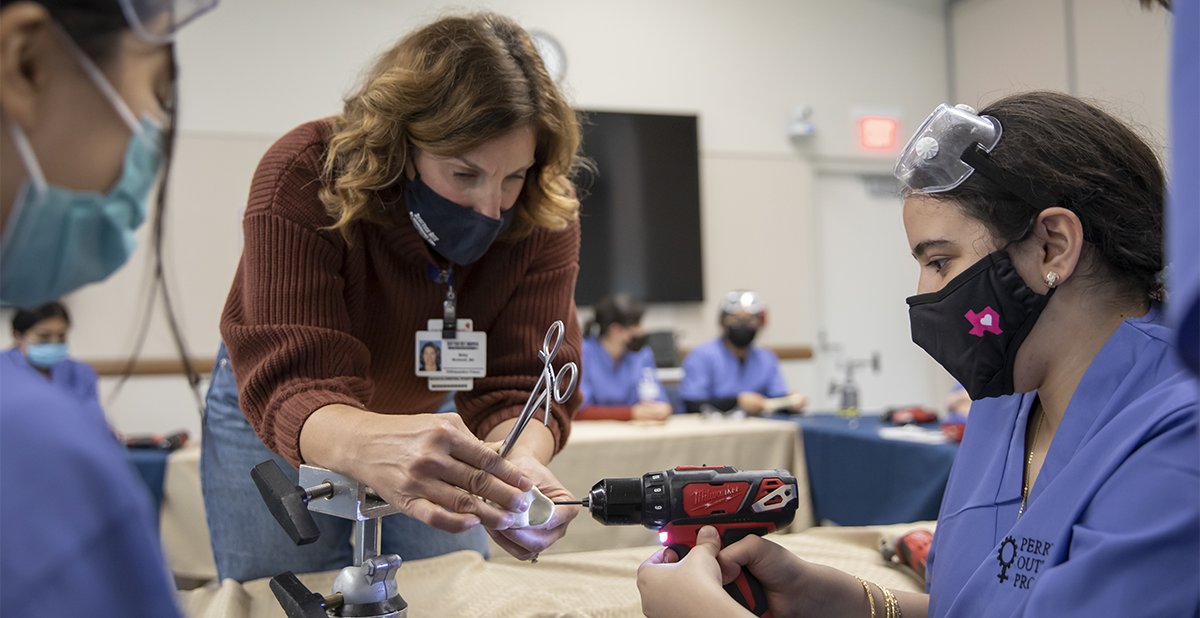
[574,111,704,306]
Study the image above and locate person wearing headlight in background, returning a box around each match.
[679,290,807,415]
[0,0,218,615]
[636,92,1198,618]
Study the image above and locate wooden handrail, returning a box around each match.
[83,345,813,377]
[675,345,813,360]
[87,357,216,377]
[770,346,815,360]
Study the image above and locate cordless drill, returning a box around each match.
[571,466,799,617]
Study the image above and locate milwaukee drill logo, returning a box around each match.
[684,482,749,516]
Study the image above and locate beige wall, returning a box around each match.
[951,0,1170,147]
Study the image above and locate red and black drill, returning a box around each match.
[564,466,799,617]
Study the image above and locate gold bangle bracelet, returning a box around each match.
[853,576,876,618]
[881,586,901,618]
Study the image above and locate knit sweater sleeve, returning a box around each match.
[455,220,583,455]
[219,121,372,468]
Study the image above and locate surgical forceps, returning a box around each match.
[498,320,578,459]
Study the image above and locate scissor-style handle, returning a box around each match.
[553,362,578,404]
[540,320,565,363]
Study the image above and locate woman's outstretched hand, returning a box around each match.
[299,406,533,533]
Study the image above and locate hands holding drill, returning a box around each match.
[637,526,915,618]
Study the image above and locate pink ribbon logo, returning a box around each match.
[966,307,1002,337]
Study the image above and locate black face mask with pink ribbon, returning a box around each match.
[906,250,1054,400]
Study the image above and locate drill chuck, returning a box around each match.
[585,477,644,525]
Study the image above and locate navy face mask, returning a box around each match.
[906,250,1054,400]
[404,174,514,265]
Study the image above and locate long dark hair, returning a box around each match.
[585,294,646,338]
[3,0,202,409]
[919,91,1165,305]
[12,301,70,334]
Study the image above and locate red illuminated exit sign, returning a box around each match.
[858,115,901,151]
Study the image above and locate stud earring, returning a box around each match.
[1044,272,1060,288]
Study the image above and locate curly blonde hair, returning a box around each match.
[320,12,583,242]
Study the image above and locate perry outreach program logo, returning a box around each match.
[997,535,1053,590]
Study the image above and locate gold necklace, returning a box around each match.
[1019,409,1045,519]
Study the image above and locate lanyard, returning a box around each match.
[429,265,457,339]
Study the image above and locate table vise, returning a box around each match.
[251,460,409,618]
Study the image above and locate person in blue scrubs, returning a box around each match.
[636,92,1198,618]
[1166,0,1199,375]
[576,294,672,421]
[7,301,104,413]
[0,0,217,615]
[679,290,805,414]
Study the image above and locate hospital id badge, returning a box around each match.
[416,319,487,383]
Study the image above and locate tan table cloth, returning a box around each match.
[182,522,932,618]
[159,416,811,582]
[160,443,218,581]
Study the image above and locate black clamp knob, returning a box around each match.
[251,460,333,546]
[269,571,343,618]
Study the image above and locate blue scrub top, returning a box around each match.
[0,348,182,616]
[1168,0,1199,374]
[3,346,102,409]
[927,310,1199,617]
[679,337,788,402]
[579,336,667,407]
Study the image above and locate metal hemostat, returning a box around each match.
[252,460,408,618]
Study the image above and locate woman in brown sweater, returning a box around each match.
[201,13,586,582]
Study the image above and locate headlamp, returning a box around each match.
[720,291,764,316]
[118,0,219,44]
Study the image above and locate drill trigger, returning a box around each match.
[719,526,770,548]
[666,544,692,561]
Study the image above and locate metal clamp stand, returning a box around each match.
[828,352,881,422]
[251,461,409,618]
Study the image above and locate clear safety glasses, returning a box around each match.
[894,104,1001,193]
[118,0,218,44]
[894,103,1053,210]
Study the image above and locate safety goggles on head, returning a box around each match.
[118,0,219,44]
[894,104,1054,210]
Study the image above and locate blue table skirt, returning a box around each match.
[785,414,960,527]
[126,448,169,520]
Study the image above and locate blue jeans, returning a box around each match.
[201,342,488,583]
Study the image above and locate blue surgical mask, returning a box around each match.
[404,174,514,265]
[26,342,70,368]
[0,32,163,308]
